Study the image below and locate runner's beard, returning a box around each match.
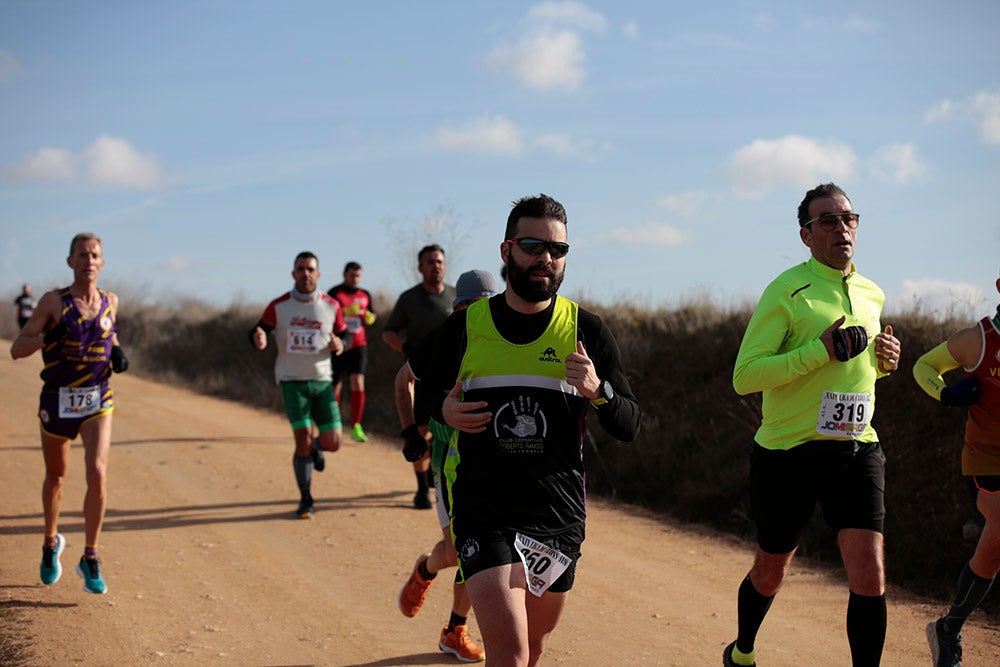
[506,255,564,303]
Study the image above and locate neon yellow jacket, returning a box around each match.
[734,257,886,450]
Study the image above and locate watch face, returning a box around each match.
[602,381,614,400]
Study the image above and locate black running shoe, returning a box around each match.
[413,489,432,510]
[295,495,315,519]
[927,618,962,666]
[723,641,755,667]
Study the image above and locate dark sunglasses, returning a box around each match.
[803,212,860,231]
[505,237,570,259]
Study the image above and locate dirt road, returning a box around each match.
[1,348,997,666]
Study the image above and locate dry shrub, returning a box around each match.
[109,293,994,612]
[582,299,991,611]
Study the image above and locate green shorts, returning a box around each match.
[280,380,341,431]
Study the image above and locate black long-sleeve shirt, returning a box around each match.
[411,294,640,442]
[409,294,640,537]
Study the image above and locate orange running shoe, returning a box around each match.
[438,624,485,663]
[398,553,434,617]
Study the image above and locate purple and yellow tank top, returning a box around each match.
[40,288,117,389]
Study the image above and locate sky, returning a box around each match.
[2,1,999,319]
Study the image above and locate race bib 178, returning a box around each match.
[58,386,101,418]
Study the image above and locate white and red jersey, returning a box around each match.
[260,292,347,383]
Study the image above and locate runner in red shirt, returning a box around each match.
[327,261,376,443]
[914,271,1000,666]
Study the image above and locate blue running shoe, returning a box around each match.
[76,556,107,594]
[311,437,326,472]
[40,534,65,585]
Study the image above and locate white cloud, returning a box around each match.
[487,2,606,92]
[925,89,1000,146]
[727,135,856,197]
[534,133,577,156]
[432,118,603,160]
[841,16,879,34]
[609,223,690,246]
[622,21,639,40]
[487,29,586,92]
[432,116,524,155]
[868,143,927,184]
[655,191,709,217]
[166,255,189,271]
[84,135,165,189]
[2,135,165,189]
[924,99,954,123]
[6,147,78,182]
[972,91,1000,145]
[0,50,24,83]
[534,132,599,159]
[890,278,986,318]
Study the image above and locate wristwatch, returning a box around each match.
[590,380,614,407]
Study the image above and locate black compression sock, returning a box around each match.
[418,559,437,581]
[736,573,774,654]
[447,611,467,630]
[293,454,313,498]
[943,561,995,634]
[846,591,886,667]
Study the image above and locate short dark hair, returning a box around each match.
[798,183,849,227]
[418,244,445,263]
[294,251,318,267]
[344,261,362,272]
[505,194,567,240]
[69,232,102,257]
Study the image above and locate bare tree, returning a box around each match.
[383,204,471,285]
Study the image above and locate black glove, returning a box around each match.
[248,320,272,346]
[110,345,129,373]
[401,424,428,462]
[941,375,980,407]
[832,326,869,362]
[43,323,69,345]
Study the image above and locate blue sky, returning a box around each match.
[2,1,998,318]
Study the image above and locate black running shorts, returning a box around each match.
[453,524,583,594]
[749,440,886,554]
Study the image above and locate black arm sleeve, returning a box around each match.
[248,319,273,346]
[411,310,469,424]
[577,309,641,442]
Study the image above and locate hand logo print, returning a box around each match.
[497,394,547,439]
